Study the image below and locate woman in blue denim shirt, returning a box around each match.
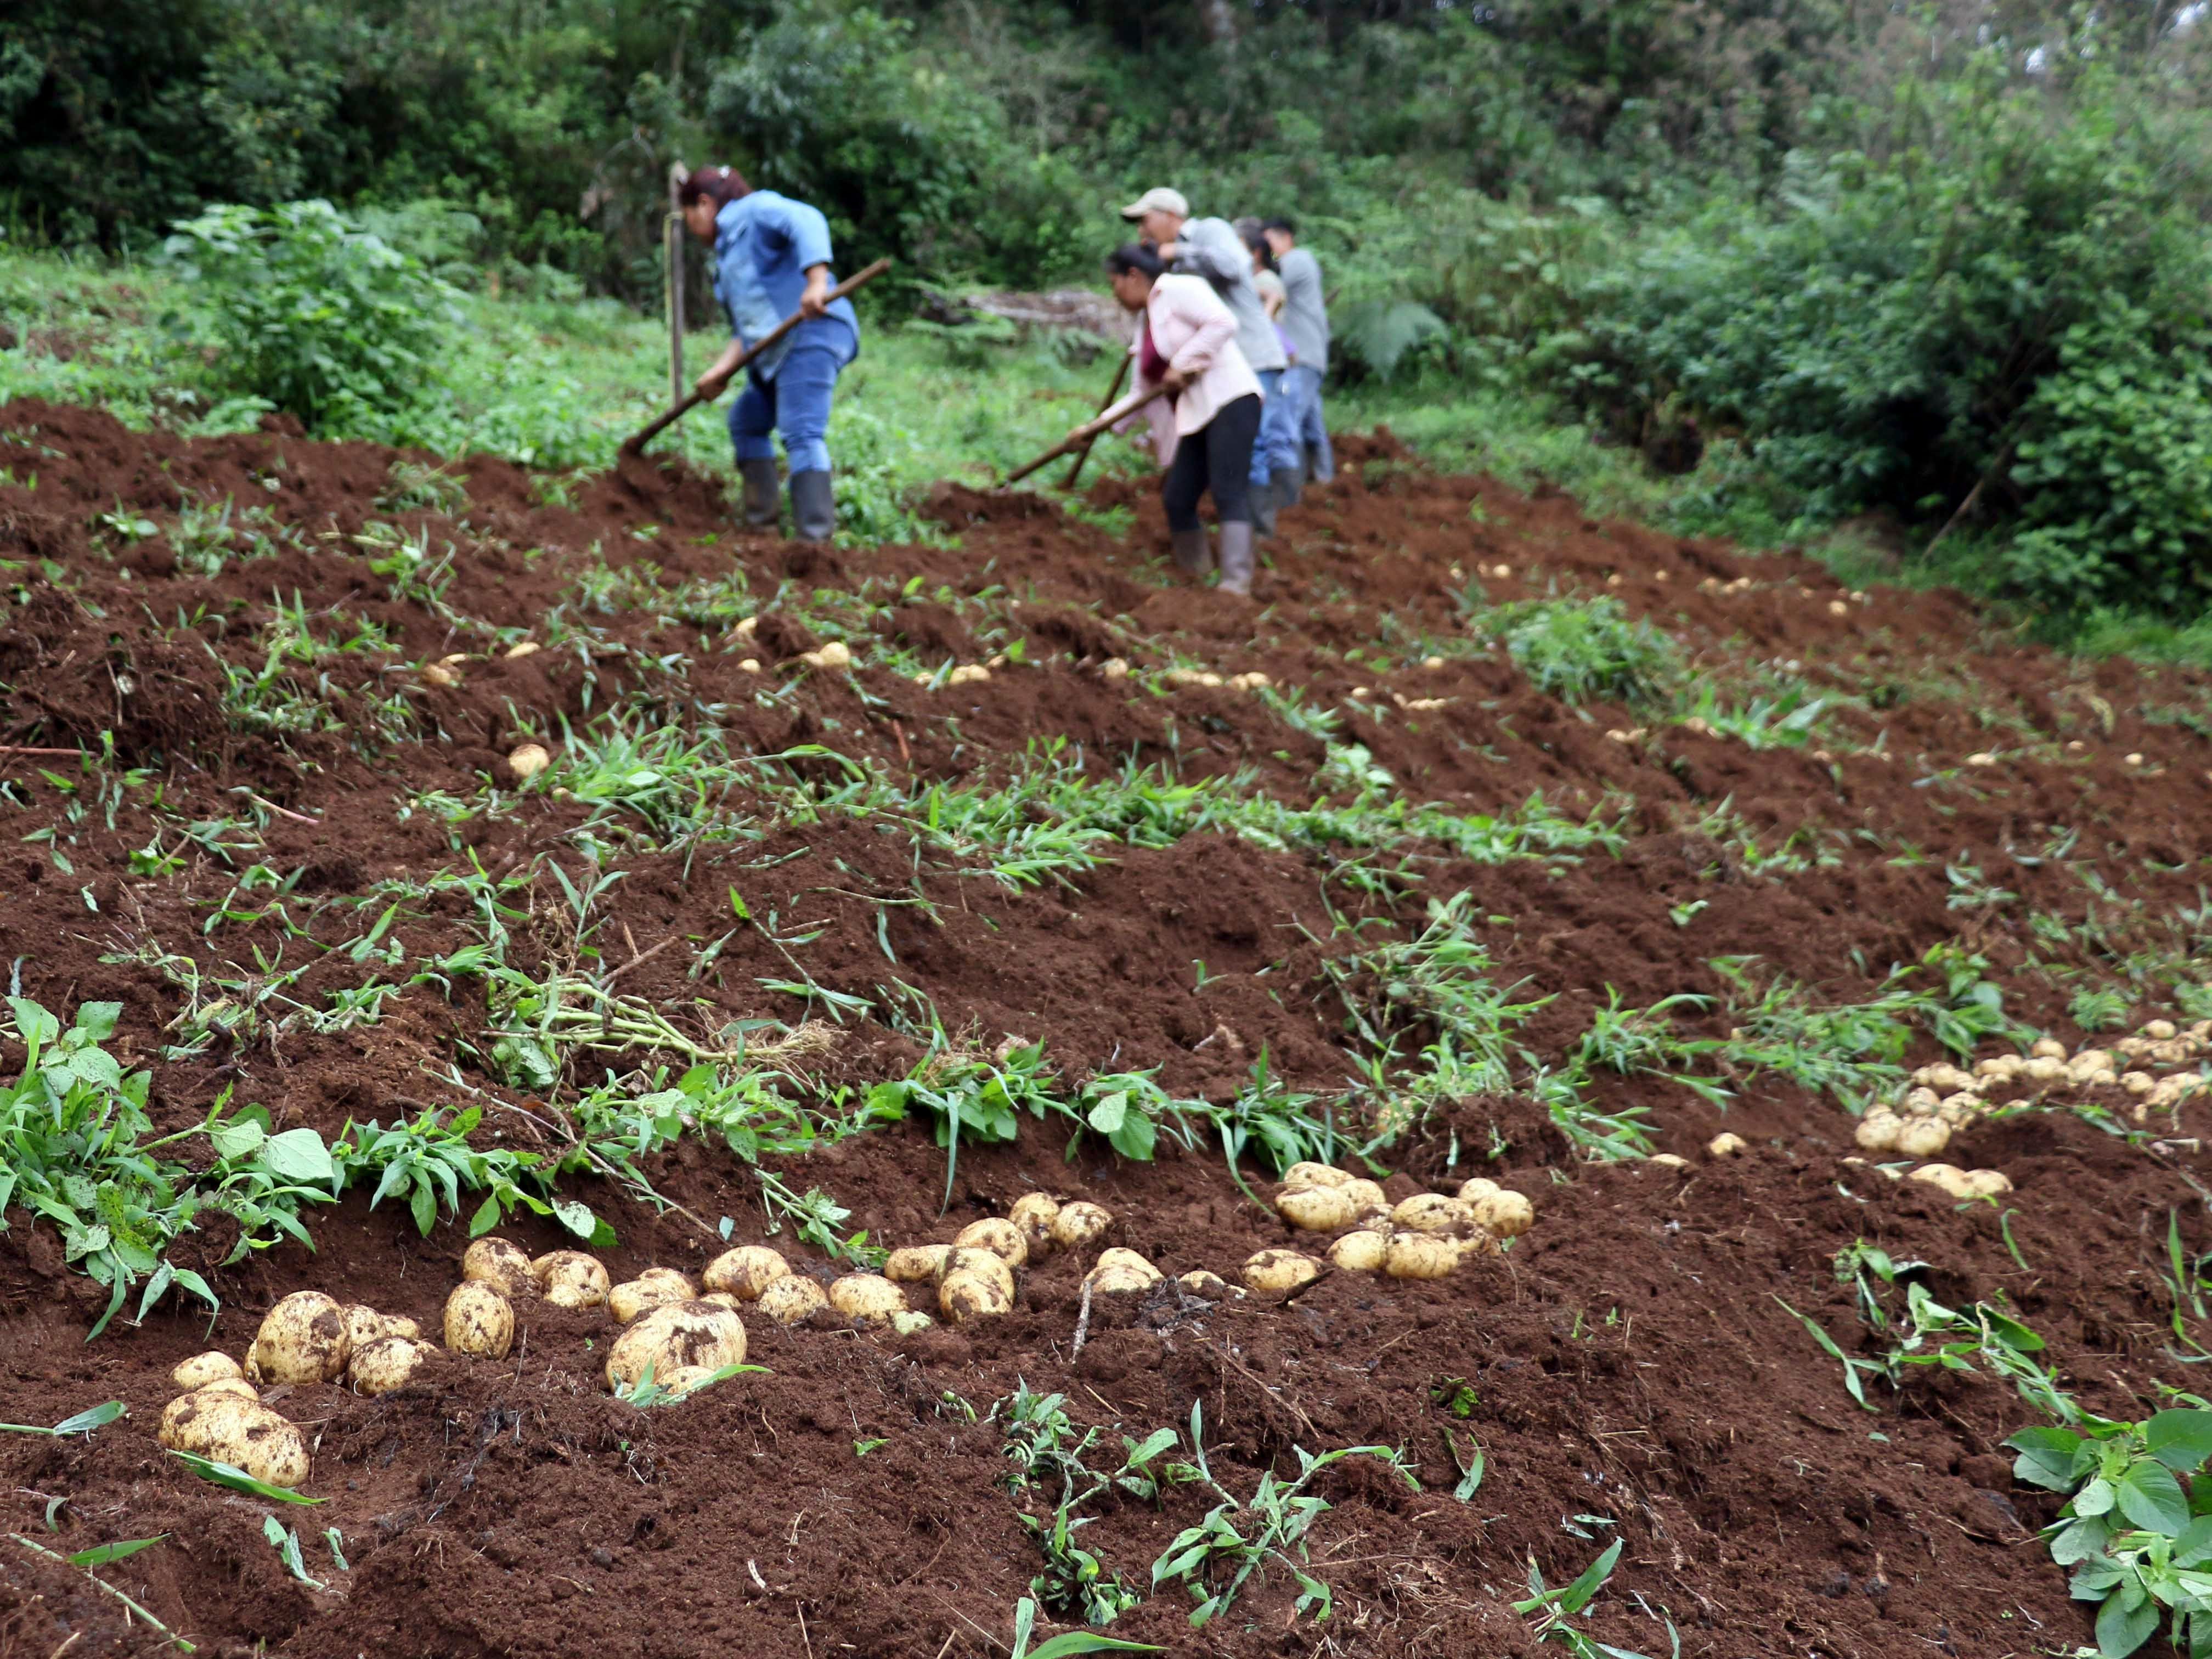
[679,166,860,541]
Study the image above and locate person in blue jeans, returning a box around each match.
[679,165,860,541]
[1261,217,1334,490]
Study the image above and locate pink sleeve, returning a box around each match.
[1166,283,1234,377]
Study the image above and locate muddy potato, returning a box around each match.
[1908,1163,1973,1198]
[443,1282,515,1359]
[658,1365,720,1398]
[884,1245,952,1284]
[754,1275,828,1325]
[2030,1037,2068,1060]
[606,1300,747,1390]
[1895,1117,1951,1157]
[940,1270,1014,1322]
[461,1237,537,1299]
[890,1311,937,1336]
[1385,1232,1460,1280]
[342,1305,398,1354]
[172,1352,243,1390]
[1276,1183,1356,1232]
[1008,1193,1060,1261]
[1854,1112,1903,1152]
[1243,1249,1322,1295]
[704,1245,790,1301]
[1328,1230,1389,1273]
[349,1336,430,1395]
[829,1274,907,1325]
[1338,1178,1390,1217]
[1469,1189,1534,1239]
[1178,1269,1229,1300]
[1280,1161,1352,1190]
[1090,1248,1161,1289]
[159,1392,311,1489]
[1051,1201,1114,1251]
[2022,1056,2066,1084]
[610,1276,694,1324]
[183,1377,260,1406]
[938,1246,1016,1301]
[530,1250,610,1309]
[251,1291,352,1385]
[1392,1194,1475,1237]
[955,1216,1029,1268]
[1962,1169,2015,1198]
[1707,1132,1748,1158]
[1085,1264,1156,1296]
[2147,1019,2180,1041]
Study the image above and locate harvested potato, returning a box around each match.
[461,1237,537,1299]
[1178,1270,1228,1300]
[938,1247,1015,1301]
[940,1271,1014,1322]
[657,1365,720,1398]
[1280,1161,1351,1190]
[606,1301,747,1391]
[699,1291,741,1310]
[341,1306,402,1355]
[883,1245,953,1284]
[1907,1163,1972,1197]
[702,1245,790,1301]
[533,1251,611,1309]
[1385,1232,1460,1280]
[1962,1169,2015,1198]
[889,1311,936,1336]
[1243,1249,1322,1295]
[2030,1037,2068,1060]
[2147,1019,2180,1041]
[1338,1178,1390,1217]
[828,1274,907,1325]
[754,1276,828,1325]
[1895,1117,1951,1157]
[1276,1183,1356,1232]
[507,742,551,781]
[1649,1153,1690,1169]
[2022,1056,2065,1084]
[1707,1132,1748,1158]
[349,1336,430,1395]
[610,1276,694,1324]
[1089,1249,1161,1288]
[954,1216,1029,1268]
[443,1282,515,1359]
[636,1267,696,1296]
[251,1291,352,1385]
[183,1376,259,1403]
[1854,1112,1903,1152]
[1008,1194,1061,1261]
[158,1392,310,1488]
[1468,1189,1533,1239]
[1392,1194,1476,1237]
[1085,1263,1156,1296]
[1051,1201,1113,1251]
[1327,1230,1388,1273]
[172,1352,243,1390]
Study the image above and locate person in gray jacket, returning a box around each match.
[1121,188,1293,529]
[1262,217,1333,490]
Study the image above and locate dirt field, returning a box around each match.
[5,396,2212,1658]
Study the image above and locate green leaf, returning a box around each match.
[2098,1585,2160,1658]
[262,1128,335,1184]
[263,1515,322,1587]
[67,1535,166,1567]
[552,1199,600,1240]
[38,1401,126,1437]
[468,1193,503,1237]
[2052,1515,2115,1566]
[2076,1477,2118,1517]
[2118,1459,2191,1535]
[168,1449,323,1504]
[2146,1411,2212,1474]
[208,1118,266,1161]
[2008,1426,2087,1491]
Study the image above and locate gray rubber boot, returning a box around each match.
[1268,467,1304,522]
[788,470,836,542]
[1170,526,1212,577]
[740,458,781,528]
[1217,521,1256,596]
[1249,475,1281,537]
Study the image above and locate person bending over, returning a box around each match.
[1106,242,1263,596]
[679,164,860,541]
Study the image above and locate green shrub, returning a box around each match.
[162,199,458,426]
[1482,595,1683,706]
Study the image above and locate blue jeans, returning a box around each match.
[1249,367,1286,487]
[729,344,842,475]
[1274,369,1318,479]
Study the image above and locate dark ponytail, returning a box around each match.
[676,165,752,211]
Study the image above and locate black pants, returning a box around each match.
[1161,393,1262,531]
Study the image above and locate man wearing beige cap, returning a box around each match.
[1121,187,1289,521]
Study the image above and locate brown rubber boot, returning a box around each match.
[1170,526,1212,577]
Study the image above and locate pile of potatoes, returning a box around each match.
[1856,1019,2211,1155]
[1254,1162,1533,1291]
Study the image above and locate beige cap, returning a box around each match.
[1120,186,1189,222]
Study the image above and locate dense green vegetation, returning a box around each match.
[7,0,2212,636]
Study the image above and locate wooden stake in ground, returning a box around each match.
[622,258,893,456]
[665,161,689,408]
[1059,347,1132,490]
[1002,383,1165,487]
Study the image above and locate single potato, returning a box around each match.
[349,1336,431,1395]
[1243,1249,1322,1295]
[182,1376,260,1403]
[606,1301,747,1390]
[443,1282,515,1359]
[1962,1168,2015,1197]
[1908,1163,1973,1198]
[955,1216,1028,1268]
[1008,1193,1060,1260]
[1085,1248,1161,1290]
[1327,1230,1388,1272]
[890,1310,937,1336]
[657,1364,720,1398]
[1457,1177,1500,1200]
[1469,1189,1534,1239]
[1392,1194,1476,1237]
[884,1245,953,1283]
[172,1352,243,1390]
[703,1245,790,1300]
[1854,1113,1902,1152]
[461,1237,538,1299]
[1178,1269,1229,1300]
[754,1276,828,1325]
[1895,1118,1951,1158]
[1385,1232,1460,1280]
[699,1291,741,1310]
[1338,1178,1390,1218]
[1085,1264,1157,1296]
[158,1392,311,1488]
[828,1274,907,1325]
[940,1270,1014,1322]
[1050,1201,1113,1251]
[636,1267,697,1296]
[534,1251,611,1309]
[610,1276,693,1324]
[1280,1161,1351,1190]
[1707,1132,1748,1158]
[1276,1184,1356,1232]
[939,1246,1016,1300]
[251,1291,352,1385]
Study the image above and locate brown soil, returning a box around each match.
[4,396,2212,1657]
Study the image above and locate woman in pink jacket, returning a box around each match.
[1107,243,1265,595]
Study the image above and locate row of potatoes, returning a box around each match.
[1262,1164,1534,1285]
